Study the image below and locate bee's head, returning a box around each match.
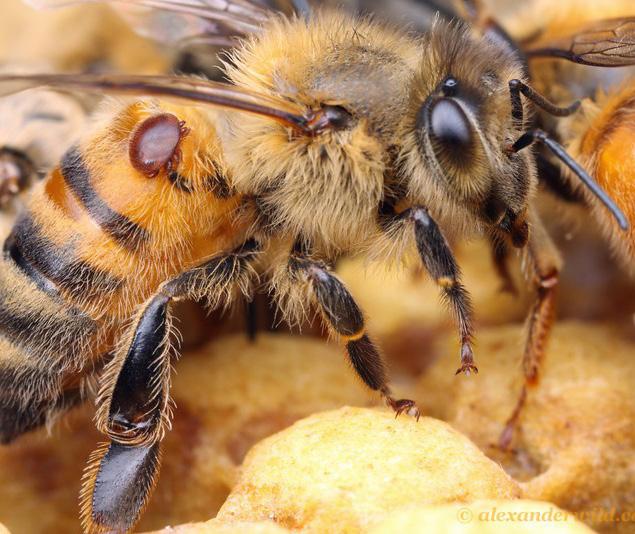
[402,21,535,246]
[0,147,35,209]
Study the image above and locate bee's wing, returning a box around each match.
[23,0,273,43]
[0,73,310,129]
[526,17,635,67]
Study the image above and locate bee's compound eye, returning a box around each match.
[429,98,472,153]
[129,113,184,177]
[0,147,33,207]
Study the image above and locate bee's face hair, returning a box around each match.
[400,20,537,240]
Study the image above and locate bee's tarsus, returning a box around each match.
[81,441,162,534]
[382,393,421,421]
[458,341,478,375]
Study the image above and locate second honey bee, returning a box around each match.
[557,84,635,270]
[512,2,635,276]
[0,0,632,532]
[0,88,87,217]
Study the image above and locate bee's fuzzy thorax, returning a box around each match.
[220,10,421,255]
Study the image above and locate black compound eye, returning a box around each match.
[429,98,472,152]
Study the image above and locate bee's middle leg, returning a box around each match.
[286,243,420,418]
[500,210,562,449]
[81,238,260,534]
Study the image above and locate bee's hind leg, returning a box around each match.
[81,238,260,534]
[285,241,420,419]
[499,209,562,450]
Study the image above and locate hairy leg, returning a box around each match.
[383,206,476,375]
[286,243,420,418]
[500,210,562,449]
[81,239,260,534]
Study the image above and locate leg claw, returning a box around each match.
[455,363,479,376]
[386,397,421,421]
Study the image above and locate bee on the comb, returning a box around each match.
[0,0,632,532]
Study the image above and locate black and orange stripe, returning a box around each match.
[0,246,100,442]
[4,109,243,315]
[0,101,250,451]
[7,213,123,301]
[60,147,150,250]
[0,137,152,444]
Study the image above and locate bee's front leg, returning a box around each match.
[500,209,562,450]
[81,238,260,534]
[285,242,420,419]
[489,232,518,294]
[385,206,476,376]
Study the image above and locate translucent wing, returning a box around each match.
[23,0,272,43]
[0,73,310,130]
[526,17,635,67]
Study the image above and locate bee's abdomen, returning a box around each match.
[0,361,84,444]
[6,212,124,302]
[59,147,150,250]
[0,252,100,442]
[18,143,148,316]
[0,246,99,360]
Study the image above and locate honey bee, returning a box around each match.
[0,0,631,532]
[555,84,635,270]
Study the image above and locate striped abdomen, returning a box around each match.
[0,251,99,443]
[11,100,247,320]
[0,100,251,441]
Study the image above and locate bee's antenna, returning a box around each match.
[511,129,629,231]
[509,79,580,131]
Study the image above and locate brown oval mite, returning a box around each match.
[129,113,188,177]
